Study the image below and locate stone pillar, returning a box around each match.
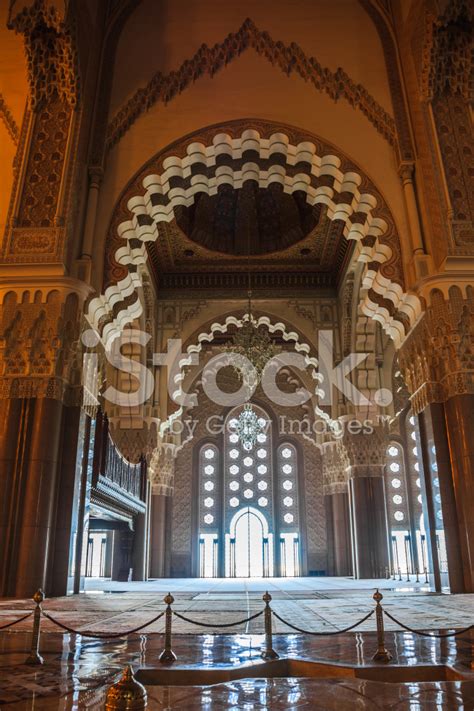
[399,163,425,255]
[322,441,352,576]
[326,491,352,576]
[149,494,168,578]
[0,286,88,596]
[0,4,97,597]
[443,395,474,591]
[81,168,103,259]
[400,288,474,592]
[49,405,82,596]
[0,398,33,596]
[344,428,390,579]
[132,511,148,582]
[111,528,133,582]
[349,476,390,579]
[147,442,176,578]
[14,398,64,597]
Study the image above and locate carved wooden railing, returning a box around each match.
[91,412,146,506]
[103,433,143,500]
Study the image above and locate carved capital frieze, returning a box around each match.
[321,440,350,495]
[148,442,178,496]
[0,285,85,399]
[343,425,388,474]
[399,288,474,413]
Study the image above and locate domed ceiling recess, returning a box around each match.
[147,182,352,293]
[175,181,320,255]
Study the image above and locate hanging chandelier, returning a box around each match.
[234,403,264,452]
[224,295,280,391]
[223,224,279,451]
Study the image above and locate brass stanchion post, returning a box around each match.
[26,589,44,666]
[372,590,392,663]
[415,568,420,583]
[261,591,279,660]
[159,593,177,663]
[105,665,147,710]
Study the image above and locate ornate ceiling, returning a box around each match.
[146,190,352,293]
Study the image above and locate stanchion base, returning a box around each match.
[159,650,177,664]
[372,650,393,663]
[261,649,279,660]
[25,653,44,666]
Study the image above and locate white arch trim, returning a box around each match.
[86,130,422,348]
[160,313,336,439]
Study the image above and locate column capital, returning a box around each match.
[88,166,104,187]
[0,281,86,404]
[148,442,178,496]
[399,288,474,414]
[343,425,388,477]
[398,161,415,183]
[322,440,349,495]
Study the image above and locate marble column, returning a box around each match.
[420,404,462,592]
[132,511,148,581]
[398,288,474,590]
[14,398,65,597]
[443,395,474,592]
[0,398,31,596]
[343,427,390,579]
[111,528,133,582]
[149,493,168,578]
[50,406,82,596]
[326,491,352,576]
[349,474,390,578]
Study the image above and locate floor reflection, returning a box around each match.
[0,630,473,709]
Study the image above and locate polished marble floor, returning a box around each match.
[0,576,469,636]
[1,630,474,709]
[1,578,474,709]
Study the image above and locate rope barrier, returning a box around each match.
[41,610,165,639]
[173,609,264,628]
[0,611,33,630]
[383,609,474,639]
[19,586,474,672]
[271,608,375,636]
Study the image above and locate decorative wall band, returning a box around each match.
[106,17,397,152]
[0,93,19,145]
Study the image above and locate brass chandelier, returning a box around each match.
[225,289,280,391]
[224,229,279,450]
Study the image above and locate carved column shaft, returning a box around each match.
[344,428,390,579]
[325,491,352,576]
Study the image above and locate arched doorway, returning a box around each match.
[197,403,303,578]
[230,507,270,578]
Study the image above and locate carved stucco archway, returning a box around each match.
[160,309,330,440]
[87,120,422,347]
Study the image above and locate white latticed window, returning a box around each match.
[198,444,220,577]
[277,443,300,576]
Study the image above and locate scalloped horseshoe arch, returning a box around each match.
[87,122,422,347]
[161,313,332,439]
